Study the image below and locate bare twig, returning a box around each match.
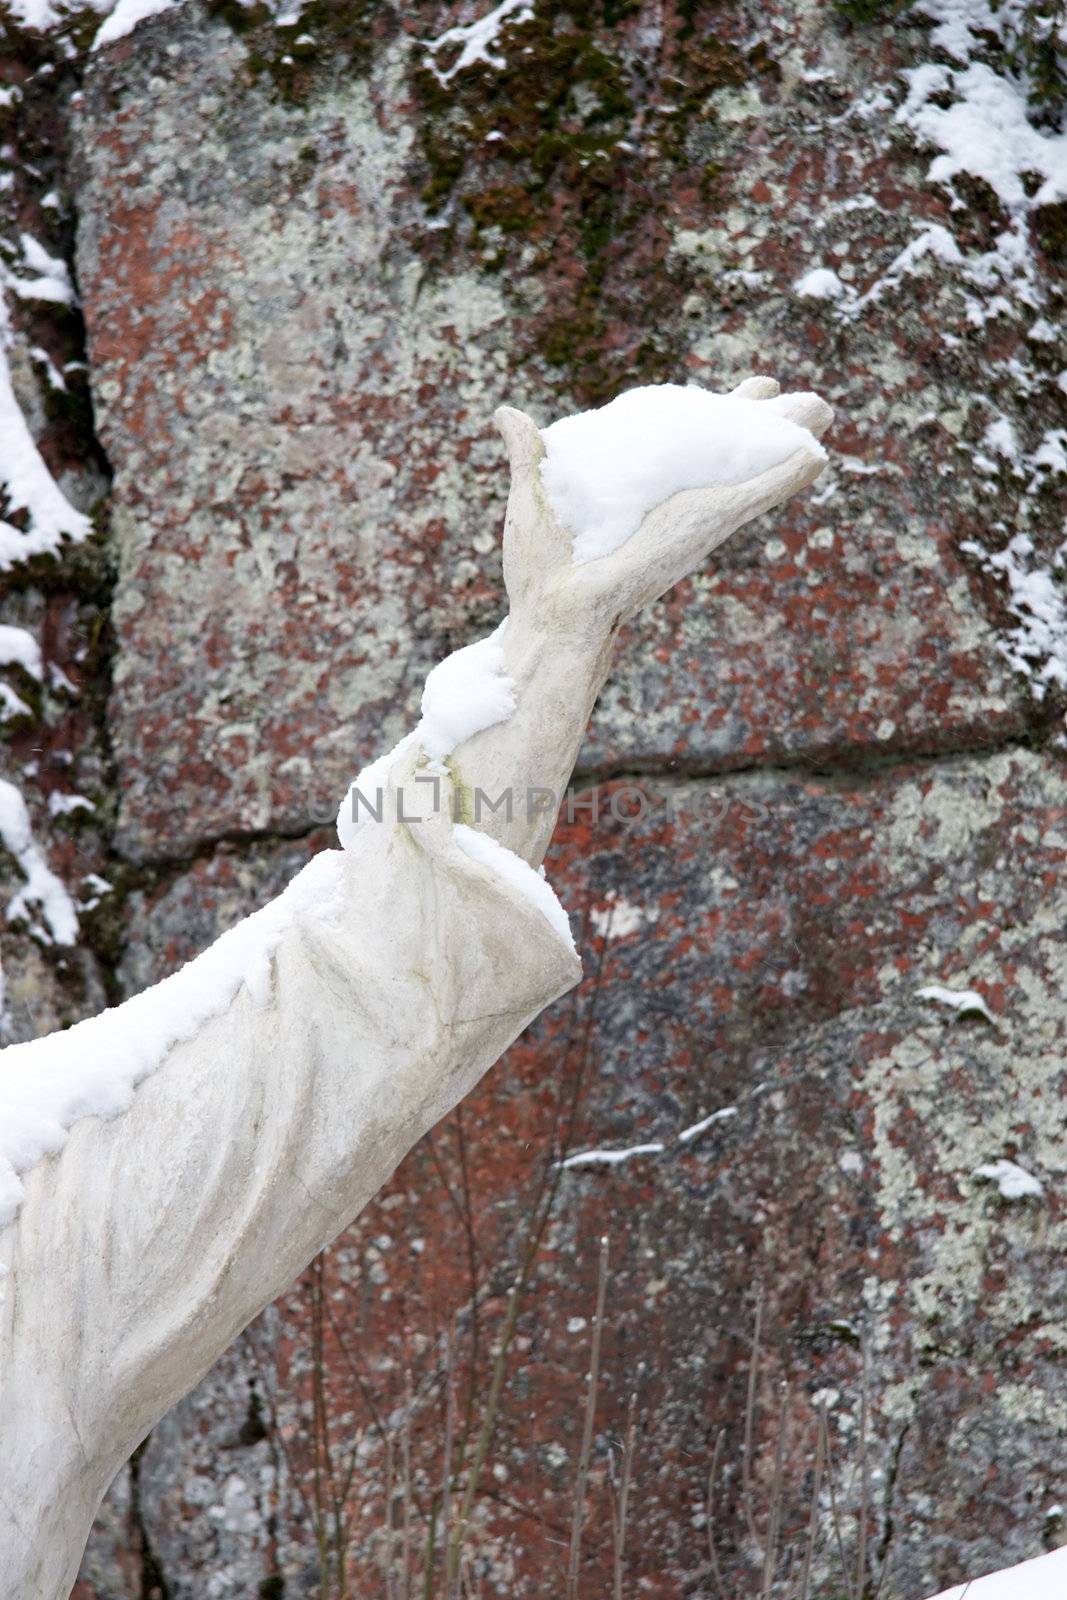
[610,1388,638,1600]
[705,1429,730,1600]
[759,1383,790,1599]
[566,1235,610,1599]
[384,1434,397,1600]
[424,1318,457,1600]
[798,1401,827,1600]
[855,1337,870,1600]
[821,1405,851,1582]
[742,1289,765,1553]
[401,1372,414,1600]
[444,926,613,1591]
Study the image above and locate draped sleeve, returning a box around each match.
[0,775,580,1600]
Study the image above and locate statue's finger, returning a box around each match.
[494,404,572,594]
[730,375,780,400]
[494,404,545,474]
[766,391,834,439]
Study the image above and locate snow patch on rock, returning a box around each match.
[794,266,846,300]
[917,983,995,1022]
[0,298,92,571]
[425,0,534,85]
[961,533,1067,700]
[974,1158,1044,1200]
[0,779,78,950]
[0,626,43,681]
[561,1142,666,1170]
[92,0,180,49]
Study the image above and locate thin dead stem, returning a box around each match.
[566,1234,610,1599]
[798,1403,827,1600]
[443,926,613,1591]
[743,1290,765,1554]
[705,1429,730,1600]
[610,1388,638,1600]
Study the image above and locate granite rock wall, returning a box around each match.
[1,0,1065,1594]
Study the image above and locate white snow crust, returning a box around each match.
[425,0,533,85]
[679,1105,738,1143]
[0,298,92,571]
[794,267,846,300]
[539,384,825,563]
[561,1143,666,1169]
[418,622,516,763]
[0,778,78,949]
[92,0,179,49]
[900,61,1067,213]
[974,1158,1043,1200]
[453,823,575,953]
[7,233,76,306]
[335,623,516,849]
[0,848,346,1229]
[917,983,995,1022]
[962,532,1067,700]
[0,625,43,680]
[0,683,32,721]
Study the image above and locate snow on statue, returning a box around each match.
[0,378,831,1598]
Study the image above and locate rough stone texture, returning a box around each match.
[94,749,1067,1597]
[70,1,1055,862]
[0,0,1065,1593]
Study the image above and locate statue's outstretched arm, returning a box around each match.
[0,377,830,1600]
[338,378,831,866]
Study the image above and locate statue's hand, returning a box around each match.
[495,377,832,634]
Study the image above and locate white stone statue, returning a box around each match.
[0,378,831,1598]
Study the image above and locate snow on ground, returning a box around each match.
[540,384,826,562]
[0,297,92,570]
[0,778,78,948]
[425,0,534,86]
[974,1158,1044,1199]
[917,983,995,1022]
[927,1542,1067,1599]
[0,848,347,1230]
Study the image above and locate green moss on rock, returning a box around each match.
[412,1,762,404]
[1034,197,1067,263]
[206,0,385,105]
